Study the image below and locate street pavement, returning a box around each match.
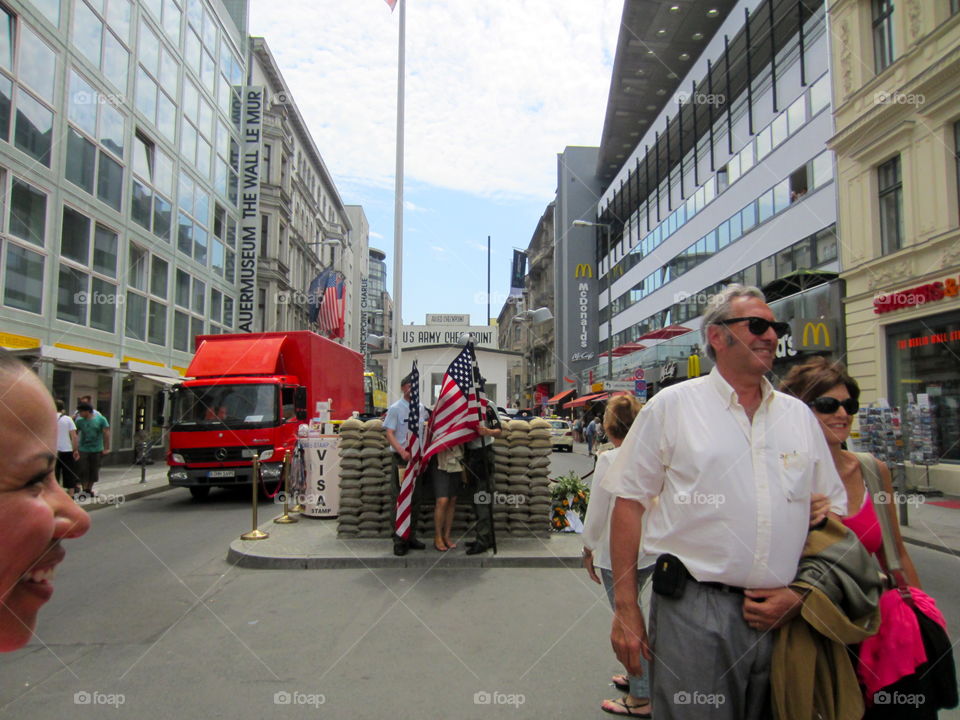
[4,445,957,718]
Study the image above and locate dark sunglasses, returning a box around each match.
[714,316,790,339]
[809,396,859,415]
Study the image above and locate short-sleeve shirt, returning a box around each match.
[602,367,846,588]
[75,414,110,453]
[383,398,427,449]
[57,413,77,452]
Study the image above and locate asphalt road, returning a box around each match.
[2,446,958,719]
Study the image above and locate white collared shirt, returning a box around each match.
[602,367,847,588]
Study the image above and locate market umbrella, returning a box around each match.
[636,324,693,341]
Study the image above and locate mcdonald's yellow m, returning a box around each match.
[802,322,831,347]
[574,263,593,279]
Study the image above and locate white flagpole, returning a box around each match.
[389,0,406,401]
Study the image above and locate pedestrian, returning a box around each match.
[54,399,80,497]
[384,373,428,556]
[464,399,503,555]
[431,444,463,552]
[573,416,583,443]
[603,284,847,720]
[0,350,90,651]
[581,394,653,718]
[584,416,597,456]
[75,402,110,497]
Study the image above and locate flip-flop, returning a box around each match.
[600,696,652,718]
[611,675,629,692]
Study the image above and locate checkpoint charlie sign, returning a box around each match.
[400,325,498,349]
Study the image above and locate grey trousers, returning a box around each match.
[650,580,773,720]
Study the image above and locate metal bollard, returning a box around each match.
[240,453,269,540]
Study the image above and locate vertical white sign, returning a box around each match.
[237,86,264,332]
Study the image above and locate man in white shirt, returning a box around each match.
[384,373,428,556]
[603,285,846,720]
[55,399,80,497]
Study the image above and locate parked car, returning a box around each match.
[547,419,574,452]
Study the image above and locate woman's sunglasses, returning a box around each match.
[715,316,791,339]
[809,397,859,415]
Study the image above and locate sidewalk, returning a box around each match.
[897,493,960,556]
[75,462,173,511]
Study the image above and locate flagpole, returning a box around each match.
[389,0,406,401]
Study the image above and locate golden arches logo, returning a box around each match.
[574,263,593,278]
[802,322,830,347]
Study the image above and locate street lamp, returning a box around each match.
[572,219,614,381]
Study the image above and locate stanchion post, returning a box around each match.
[273,450,297,524]
[241,452,269,540]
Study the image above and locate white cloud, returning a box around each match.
[249,0,622,202]
[404,200,427,212]
[430,245,446,253]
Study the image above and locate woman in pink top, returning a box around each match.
[780,357,920,585]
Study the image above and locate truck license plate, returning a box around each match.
[207,470,235,478]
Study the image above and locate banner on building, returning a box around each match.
[509,250,527,298]
[237,86,264,332]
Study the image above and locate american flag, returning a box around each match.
[306,269,331,325]
[318,272,340,336]
[422,343,480,463]
[335,277,346,339]
[394,362,423,539]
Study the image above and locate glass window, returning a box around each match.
[201,8,215,47]
[90,277,115,331]
[57,264,88,324]
[61,206,91,262]
[159,47,177,89]
[71,1,103,68]
[878,155,903,254]
[155,149,174,195]
[93,225,118,276]
[758,255,777,287]
[774,179,791,213]
[758,189,775,223]
[740,142,754,174]
[162,0,181,43]
[131,179,152,229]
[135,67,156,120]
[156,91,176,142]
[787,95,806,135]
[125,290,147,340]
[756,127,772,160]
[68,71,97,136]
[0,8,11,70]
[223,296,233,327]
[106,0,131,42]
[185,28,201,71]
[154,195,172,240]
[0,74,11,141]
[66,128,96,193]
[128,244,148,290]
[19,25,56,102]
[809,74,830,116]
[14,91,53,166]
[729,212,743,242]
[173,309,189,351]
[150,255,167,297]
[102,31,128,91]
[100,102,124,157]
[873,0,896,72]
[814,226,838,264]
[138,18,159,76]
[812,151,834,188]
[211,288,221,323]
[191,316,203,343]
[4,244,44,313]
[177,213,193,256]
[148,299,166,344]
[200,50,215,92]
[97,153,123,211]
[33,0,61,27]
[211,238,224,275]
[776,245,797,277]
[717,221,730,249]
[10,178,46,246]
[175,269,190,307]
[192,277,204,313]
[771,113,789,148]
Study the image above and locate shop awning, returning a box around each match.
[141,374,185,386]
[563,392,610,409]
[637,324,693,341]
[545,389,575,405]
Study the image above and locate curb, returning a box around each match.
[79,483,176,512]
[225,545,582,570]
[903,536,960,557]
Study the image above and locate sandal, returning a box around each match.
[600,696,652,718]
[434,540,449,552]
[611,674,629,692]
[444,538,457,549]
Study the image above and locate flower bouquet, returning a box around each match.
[549,472,590,532]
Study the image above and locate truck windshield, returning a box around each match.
[170,384,278,429]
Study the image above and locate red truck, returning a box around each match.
[167,331,364,499]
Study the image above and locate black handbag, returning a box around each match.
[858,454,958,718]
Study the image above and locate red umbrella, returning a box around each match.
[636,324,693,341]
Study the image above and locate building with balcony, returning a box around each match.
[828,0,960,490]
[586,0,842,391]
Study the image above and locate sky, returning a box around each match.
[247,0,624,325]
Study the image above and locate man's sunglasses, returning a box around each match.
[809,397,859,415]
[714,316,791,339]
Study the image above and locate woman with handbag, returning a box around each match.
[781,358,957,718]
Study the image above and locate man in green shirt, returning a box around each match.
[75,402,110,496]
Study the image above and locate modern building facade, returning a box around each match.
[828,0,960,489]
[344,204,369,352]
[585,0,841,392]
[0,0,251,460]
[366,246,387,377]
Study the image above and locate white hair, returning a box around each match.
[700,284,766,360]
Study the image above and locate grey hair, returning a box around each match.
[0,347,29,376]
[701,284,766,360]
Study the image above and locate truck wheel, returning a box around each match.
[189,487,211,500]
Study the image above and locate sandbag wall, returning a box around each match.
[336,418,553,539]
[336,418,394,539]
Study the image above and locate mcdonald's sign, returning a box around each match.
[574,263,593,278]
[791,319,835,351]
